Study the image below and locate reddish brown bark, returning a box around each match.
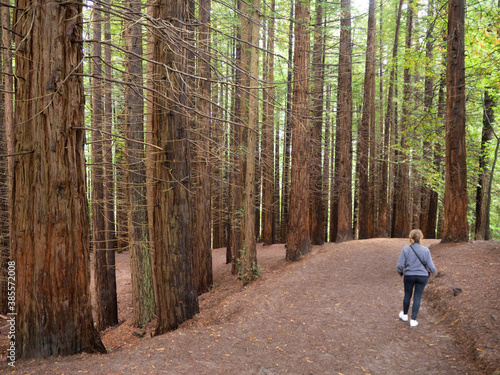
[310,0,325,245]
[442,0,469,242]
[378,0,403,238]
[11,0,105,357]
[357,0,376,239]
[0,3,14,314]
[150,0,199,335]
[91,5,116,332]
[286,0,312,261]
[103,6,118,328]
[261,0,276,246]
[193,0,213,293]
[335,0,353,243]
[124,0,155,326]
[281,3,294,242]
[392,2,413,238]
[474,91,495,240]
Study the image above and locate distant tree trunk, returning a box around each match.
[229,15,244,271]
[11,0,105,357]
[378,0,403,238]
[193,0,213,293]
[281,2,294,242]
[103,3,118,328]
[420,0,438,238]
[425,78,444,239]
[0,2,14,313]
[238,0,260,283]
[335,0,353,243]
[310,0,325,245]
[211,53,230,250]
[322,82,331,241]
[115,148,129,251]
[392,1,413,238]
[330,102,338,242]
[474,91,495,240]
[124,0,155,326]
[388,75,400,237]
[273,125,281,242]
[375,0,384,237]
[357,0,376,239]
[435,77,446,239]
[145,0,157,310]
[286,0,312,261]
[261,0,276,245]
[91,4,116,332]
[442,0,469,243]
[150,0,199,335]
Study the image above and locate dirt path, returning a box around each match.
[4,239,484,374]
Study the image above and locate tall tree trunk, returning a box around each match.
[474,91,495,240]
[211,48,230,250]
[420,0,438,238]
[378,0,403,238]
[150,0,199,335]
[357,0,376,239]
[392,1,413,238]
[145,0,158,311]
[286,0,312,261]
[322,81,330,241]
[281,2,294,242]
[375,0,384,237]
[11,0,106,357]
[193,0,213,293]
[238,0,260,283]
[335,0,353,243]
[115,146,129,251]
[124,0,155,326]
[261,0,276,246]
[0,2,14,314]
[91,4,115,332]
[229,15,244,271]
[103,2,118,328]
[435,77,446,239]
[442,0,469,242]
[310,0,325,245]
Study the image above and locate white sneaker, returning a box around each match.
[410,320,418,327]
[399,311,408,322]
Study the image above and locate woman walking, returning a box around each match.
[397,229,436,327]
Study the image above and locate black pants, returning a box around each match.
[403,275,429,320]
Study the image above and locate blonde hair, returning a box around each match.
[409,229,423,244]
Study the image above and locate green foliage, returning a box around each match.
[234,246,262,285]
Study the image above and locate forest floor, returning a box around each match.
[1,238,500,374]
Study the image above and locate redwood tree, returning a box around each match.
[475,91,496,240]
[442,0,469,242]
[378,0,404,238]
[335,0,353,243]
[286,0,312,261]
[310,0,325,245]
[91,4,116,332]
[392,1,413,238]
[124,0,155,326]
[238,0,260,282]
[11,0,105,357]
[357,0,376,239]
[193,0,213,293]
[261,0,276,246]
[150,0,199,335]
[0,2,14,314]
